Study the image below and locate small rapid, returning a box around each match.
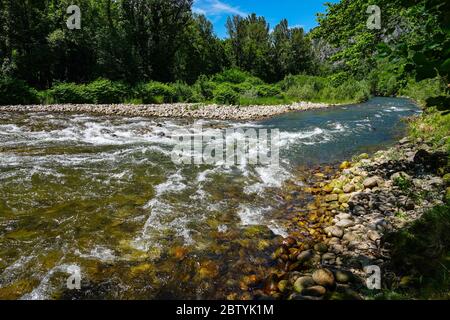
[0,97,420,299]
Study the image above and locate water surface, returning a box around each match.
[0,97,420,299]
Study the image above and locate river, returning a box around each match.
[0,97,420,299]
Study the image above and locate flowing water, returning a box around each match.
[0,97,420,299]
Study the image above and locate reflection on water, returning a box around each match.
[0,98,420,299]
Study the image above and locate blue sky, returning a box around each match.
[193,0,341,38]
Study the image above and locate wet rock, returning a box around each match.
[312,268,335,288]
[324,194,339,202]
[264,274,279,293]
[288,293,323,300]
[340,161,352,170]
[198,261,219,279]
[301,285,327,297]
[297,250,314,263]
[277,280,289,293]
[338,194,351,204]
[293,276,315,293]
[282,237,297,247]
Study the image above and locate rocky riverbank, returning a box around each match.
[259,136,449,300]
[0,101,334,121]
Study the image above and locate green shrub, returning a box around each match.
[286,83,316,101]
[0,78,39,105]
[255,84,281,97]
[399,77,448,106]
[171,81,195,102]
[279,74,327,91]
[327,72,350,87]
[47,82,92,104]
[383,204,450,299]
[86,79,127,104]
[193,75,216,101]
[212,69,263,85]
[136,82,176,104]
[213,84,239,105]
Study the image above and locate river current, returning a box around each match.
[0,97,420,299]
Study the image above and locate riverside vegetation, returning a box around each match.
[0,0,450,300]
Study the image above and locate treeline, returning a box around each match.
[0,0,449,107]
[0,0,314,88]
[312,0,450,99]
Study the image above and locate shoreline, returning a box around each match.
[261,134,448,300]
[0,101,338,121]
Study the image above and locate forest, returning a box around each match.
[0,0,449,107]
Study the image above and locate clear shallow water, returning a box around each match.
[0,98,420,299]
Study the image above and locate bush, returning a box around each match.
[279,74,327,91]
[0,78,39,105]
[255,84,281,97]
[327,72,350,87]
[193,75,216,101]
[383,204,450,299]
[135,82,176,104]
[399,77,448,106]
[212,69,263,85]
[286,83,317,101]
[213,84,239,105]
[47,82,92,104]
[86,79,127,104]
[171,81,201,102]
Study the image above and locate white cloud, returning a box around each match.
[193,0,247,17]
[289,24,304,30]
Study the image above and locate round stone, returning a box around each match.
[312,268,336,288]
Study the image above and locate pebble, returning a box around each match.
[363,176,383,189]
[336,219,355,228]
[324,226,344,238]
[0,101,333,121]
[293,276,315,293]
[312,269,335,288]
[301,285,327,297]
[297,250,314,263]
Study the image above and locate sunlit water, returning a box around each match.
[0,98,420,299]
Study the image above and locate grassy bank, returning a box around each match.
[374,93,450,300]
[0,69,370,106]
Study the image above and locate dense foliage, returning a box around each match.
[0,0,448,105]
[312,0,450,88]
[0,0,314,88]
